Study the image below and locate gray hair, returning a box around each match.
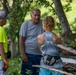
[30,8,41,15]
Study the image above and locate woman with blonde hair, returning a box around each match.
[38,16,63,75]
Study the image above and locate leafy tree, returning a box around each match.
[53,0,72,36]
[0,0,76,57]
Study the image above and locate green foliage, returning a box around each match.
[63,38,76,47]
[2,0,76,74]
[8,56,21,75]
[36,0,50,8]
[70,18,76,32]
[5,0,75,42]
[70,41,76,47]
[8,0,31,42]
[26,69,32,75]
[66,0,72,2]
[63,2,72,12]
[8,55,32,75]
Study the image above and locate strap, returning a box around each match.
[43,55,60,66]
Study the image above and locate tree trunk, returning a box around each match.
[10,39,18,59]
[3,0,9,13]
[53,0,72,37]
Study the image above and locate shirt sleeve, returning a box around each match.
[0,28,6,43]
[19,21,28,37]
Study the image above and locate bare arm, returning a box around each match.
[0,42,7,60]
[19,36,28,62]
[52,34,67,53]
[52,34,62,44]
[38,34,46,47]
[0,42,8,71]
[52,34,75,54]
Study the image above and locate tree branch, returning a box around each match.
[58,44,76,55]
[32,65,74,75]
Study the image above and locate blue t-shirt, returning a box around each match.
[19,20,44,55]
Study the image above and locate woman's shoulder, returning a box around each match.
[38,34,44,40]
[52,33,62,44]
[38,33,46,45]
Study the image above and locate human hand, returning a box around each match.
[3,60,8,71]
[22,54,28,63]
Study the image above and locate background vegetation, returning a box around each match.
[0,0,76,75]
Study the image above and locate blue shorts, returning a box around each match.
[39,68,63,75]
[21,53,42,75]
